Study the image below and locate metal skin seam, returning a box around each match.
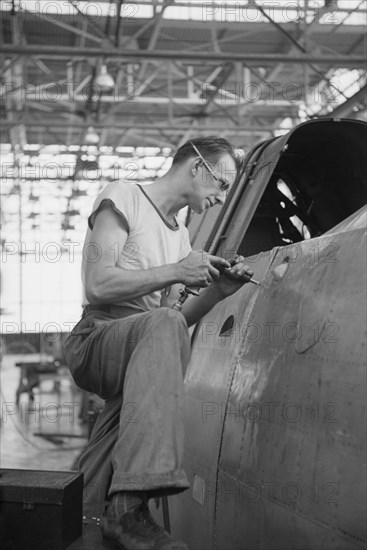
[212,247,280,549]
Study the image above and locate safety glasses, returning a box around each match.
[190,142,230,192]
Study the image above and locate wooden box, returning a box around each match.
[0,469,83,550]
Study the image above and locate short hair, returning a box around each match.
[172,136,241,170]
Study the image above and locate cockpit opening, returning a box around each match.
[237,121,366,258]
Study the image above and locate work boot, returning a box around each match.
[101,499,189,550]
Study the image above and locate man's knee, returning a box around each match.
[146,307,188,335]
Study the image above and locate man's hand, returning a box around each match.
[213,254,254,298]
[179,253,255,326]
[178,250,231,288]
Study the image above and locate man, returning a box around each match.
[64,137,254,550]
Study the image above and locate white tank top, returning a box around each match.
[81,181,191,311]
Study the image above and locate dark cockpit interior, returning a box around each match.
[238,120,367,258]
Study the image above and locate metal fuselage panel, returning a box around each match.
[171,213,366,550]
[215,221,366,550]
[169,251,278,549]
[170,119,367,550]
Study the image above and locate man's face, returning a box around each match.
[189,152,238,214]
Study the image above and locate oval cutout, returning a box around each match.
[219,315,234,336]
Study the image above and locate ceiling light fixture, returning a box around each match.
[85,126,100,145]
[95,64,115,91]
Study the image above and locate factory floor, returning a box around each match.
[0,352,163,550]
[0,353,87,473]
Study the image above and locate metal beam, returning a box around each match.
[253,0,350,102]
[120,0,175,48]
[7,15,27,149]
[100,0,174,145]
[322,84,367,118]
[0,55,22,78]
[137,0,174,81]
[3,120,275,133]
[4,1,364,14]
[1,45,364,65]
[4,93,302,106]
[19,9,106,45]
[66,0,114,44]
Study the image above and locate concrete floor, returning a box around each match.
[0,353,87,474]
[0,353,166,550]
[0,353,102,549]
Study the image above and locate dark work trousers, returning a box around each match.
[63,306,191,509]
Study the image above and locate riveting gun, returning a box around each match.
[172,259,260,312]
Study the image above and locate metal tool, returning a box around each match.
[216,262,261,286]
[247,277,261,286]
[171,286,200,311]
[171,261,260,311]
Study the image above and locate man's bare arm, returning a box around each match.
[85,208,182,303]
[180,285,226,327]
[180,256,254,327]
[85,207,229,304]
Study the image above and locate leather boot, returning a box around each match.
[101,500,189,550]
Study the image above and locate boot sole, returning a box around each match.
[102,532,128,550]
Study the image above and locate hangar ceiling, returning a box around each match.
[0,0,366,246]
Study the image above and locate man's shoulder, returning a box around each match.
[94,181,141,213]
[88,181,141,230]
[100,180,139,199]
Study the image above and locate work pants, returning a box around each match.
[63,306,191,508]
